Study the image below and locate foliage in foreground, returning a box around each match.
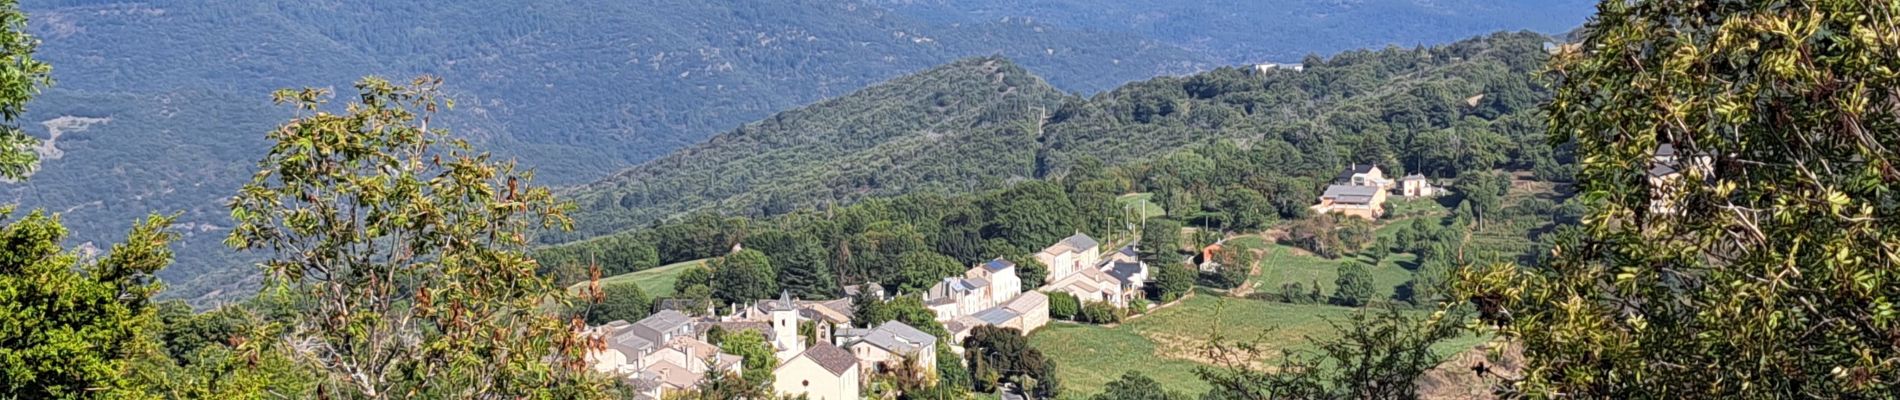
[1196,305,1468,400]
[224,77,608,398]
[1461,0,1900,397]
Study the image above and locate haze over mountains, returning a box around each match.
[881,0,1596,62]
[4,0,1589,301]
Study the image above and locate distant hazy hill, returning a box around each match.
[559,31,1557,245]
[7,0,1210,301]
[879,0,1593,63]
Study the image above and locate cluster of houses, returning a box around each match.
[584,232,1149,399]
[1310,164,1441,219]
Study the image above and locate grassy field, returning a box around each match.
[1031,292,1487,398]
[568,258,706,298]
[1117,193,1167,219]
[1032,200,1496,398]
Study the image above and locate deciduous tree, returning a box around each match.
[225,77,607,398]
[710,249,776,305]
[1330,262,1375,307]
[585,281,652,325]
[1462,1,1900,397]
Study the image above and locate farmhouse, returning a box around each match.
[1335,164,1393,189]
[1398,174,1441,198]
[1312,184,1388,220]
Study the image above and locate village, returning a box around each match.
[579,163,1447,400]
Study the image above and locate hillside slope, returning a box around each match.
[8,0,1209,301]
[556,57,1068,241]
[559,31,1558,245]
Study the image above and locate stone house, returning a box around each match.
[773,343,861,400]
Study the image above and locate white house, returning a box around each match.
[1036,233,1101,283]
[924,257,1024,320]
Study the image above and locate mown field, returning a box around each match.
[568,258,706,298]
[1029,194,1536,398]
[1029,292,1488,398]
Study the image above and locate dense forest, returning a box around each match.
[556,31,1567,245]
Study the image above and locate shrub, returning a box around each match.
[1330,262,1376,307]
[1047,291,1081,320]
[1080,301,1122,324]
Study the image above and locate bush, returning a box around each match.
[1047,292,1081,320]
[585,281,652,325]
[1080,301,1122,324]
[1278,282,1309,304]
[1330,262,1376,307]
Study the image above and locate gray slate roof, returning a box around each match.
[983,258,1016,271]
[859,320,937,356]
[1105,260,1144,285]
[1322,184,1383,199]
[759,291,797,312]
[606,330,655,356]
[627,310,693,347]
[1044,233,1100,255]
[973,307,1020,325]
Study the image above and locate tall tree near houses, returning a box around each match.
[225,77,609,398]
[1462,1,1900,397]
[745,229,837,299]
[709,249,776,306]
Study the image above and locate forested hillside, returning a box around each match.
[879,0,1594,62]
[555,57,1068,241]
[8,0,1211,301]
[558,31,1563,246]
